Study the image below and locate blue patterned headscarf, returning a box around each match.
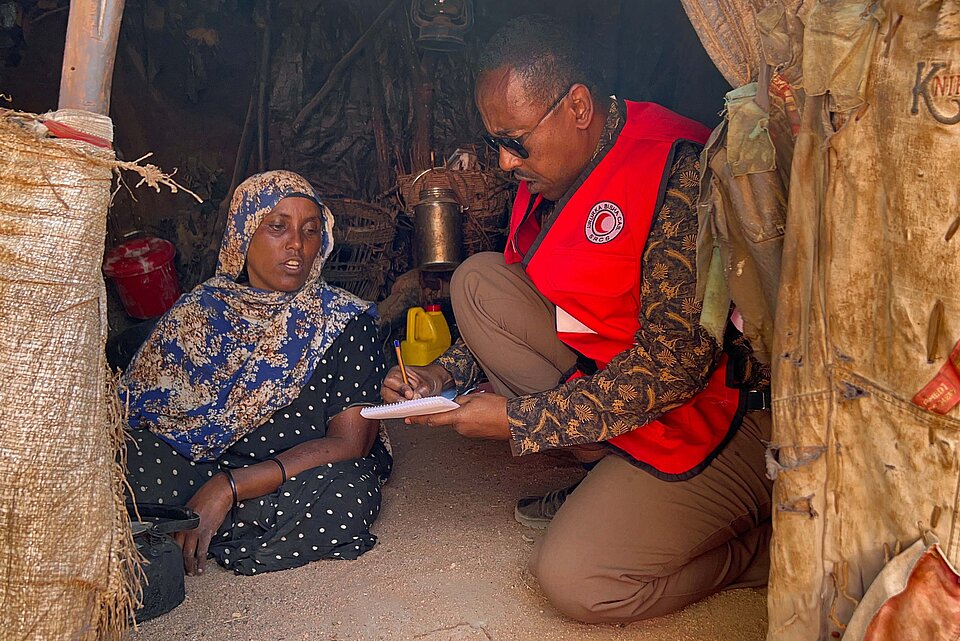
[122,171,375,461]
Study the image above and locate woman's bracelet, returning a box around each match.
[222,468,238,507]
[268,457,287,484]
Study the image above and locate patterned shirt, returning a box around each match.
[438,102,759,455]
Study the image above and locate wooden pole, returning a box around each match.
[364,44,392,195]
[59,0,126,114]
[256,0,272,173]
[400,14,434,172]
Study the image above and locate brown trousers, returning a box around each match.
[451,252,773,623]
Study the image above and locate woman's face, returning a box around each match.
[246,196,324,292]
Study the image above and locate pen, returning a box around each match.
[393,339,409,387]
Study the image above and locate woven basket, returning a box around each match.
[397,168,513,256]
[324,255,391,302]
[327,198,395,247]
[322,198,396,301]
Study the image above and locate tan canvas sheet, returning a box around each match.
[768,2,960,639]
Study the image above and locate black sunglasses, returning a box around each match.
[481,86,572,160]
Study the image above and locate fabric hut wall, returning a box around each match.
[686,0,960,638]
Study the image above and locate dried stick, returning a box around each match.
[204,78,258,276]
[230,86,259,207]
[291,0,403,132]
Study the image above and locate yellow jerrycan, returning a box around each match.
[400,305,452,366]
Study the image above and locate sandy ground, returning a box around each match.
[133,422,767,641]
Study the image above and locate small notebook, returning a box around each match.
[360,395,459,420]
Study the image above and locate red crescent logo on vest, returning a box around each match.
[585,201,624,244]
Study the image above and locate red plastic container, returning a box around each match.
[103,237,182,319]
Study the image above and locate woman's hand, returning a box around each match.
[380,363,454,403]
[406,392,511,440]
[174,473,233,576]
[171,406,379,578]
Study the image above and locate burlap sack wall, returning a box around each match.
[0,112,137,640]
[768,2,960,640]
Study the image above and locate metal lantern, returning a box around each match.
[409,0,474,52]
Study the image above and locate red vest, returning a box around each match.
[505,101,743,480]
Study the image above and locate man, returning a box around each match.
[381,15,772,623]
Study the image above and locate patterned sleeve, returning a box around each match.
[434,338,484,392]
[505,142,722,455]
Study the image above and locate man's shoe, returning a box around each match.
[514,480,582,529]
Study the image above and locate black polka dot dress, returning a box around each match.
[127,314,393,575]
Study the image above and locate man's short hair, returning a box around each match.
[477,14,597,105]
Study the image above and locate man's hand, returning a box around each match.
[406,393,511,440]
[380,363,454,403]
[174,473,233,576]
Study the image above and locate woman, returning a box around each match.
[122,171,391,576]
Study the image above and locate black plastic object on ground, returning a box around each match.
[126,502,199,623]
